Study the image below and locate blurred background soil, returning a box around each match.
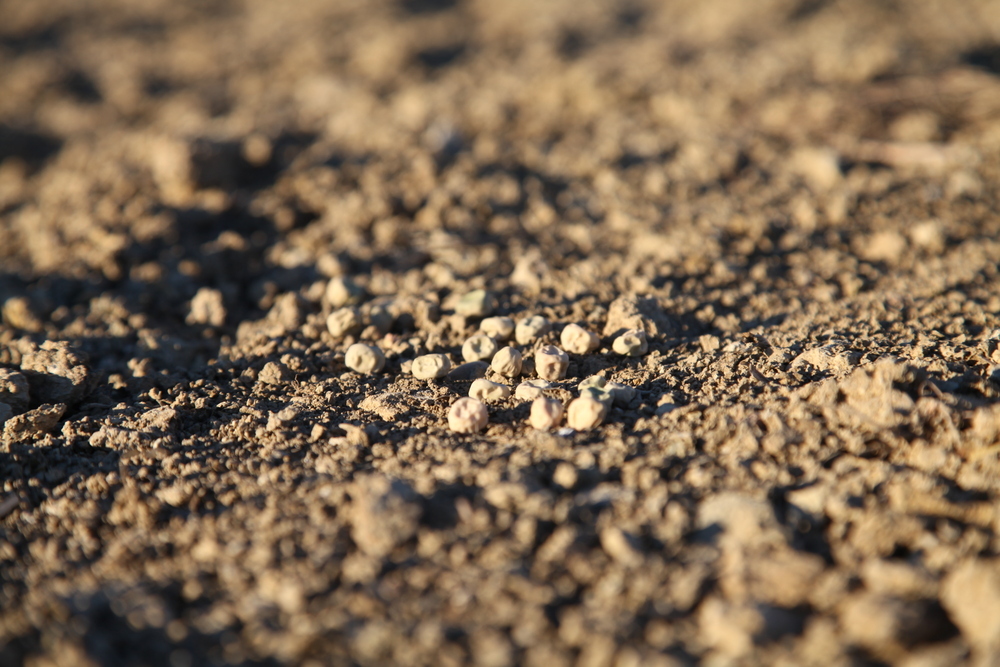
[3,0,1000,665]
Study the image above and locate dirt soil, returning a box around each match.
[3,1,1000,665]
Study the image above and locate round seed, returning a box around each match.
[567,396,608,431]
[515,379,550,401]
[560,323,600,355]
[411,354,452,380]
[479,316,515,341]
[469,378,511,403]
[490,347,523,378]
[612,329,648,357]
[448,397,488,433]
[327,276,365,307]
[535,345,569,381]
[578,374,607,391]
[462,334,499,363]
[327,307,361,339]
[529,397,563,431]
[607,382,637,406]
[345,343,385,374]
[515,316,552,346]
[580,386,614,408]
[456,289,495,317]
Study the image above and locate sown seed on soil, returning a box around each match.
[456,289,495,317]
[448,396,488,433]
[515,379,551,401]
[327,276,365,307]
[479,316,515,341]
[580,385,614,408]
[567,396,608,431]
[515,315,552,346]
[490,346,522,377]
[560,323,600,355]
[607,382,636,406]
[367,304,394,334]
[529,396,564,431]
[579,374,607,391]
[469,378,511,403]
[612,329,648,357]
[411,353,451,380]
[327,307,361,339]
[462,333,499,363]
[345,343,385,374]
[535,345,569,381]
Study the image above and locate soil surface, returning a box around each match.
[4,1,1000,665]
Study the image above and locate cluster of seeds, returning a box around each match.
[333,284,651,435]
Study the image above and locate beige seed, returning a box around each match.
[534,345,569,381]
[578,374,607,391]
[448,397,488,433]
[469,378,511,403]
[607,382,637,406]
[567,396,608,431]
[515,315,552,346]
[529,397,563,431]
[515,379,550,401]
[612,329,648,357]
[456,289,495,317]
[327,307,361,339]
[479,316,515,341]
[490,346,523,377]
[345,343,385,374]
[560,323,599,355]
[462,334,499,363]
[411,354,452,380]
[326,276,365,307]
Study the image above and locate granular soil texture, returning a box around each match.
[3,0,1000,665]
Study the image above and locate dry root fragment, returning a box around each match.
[479,316,515,341]
[411,354,452,380]
[345,343,385,374]
[567,396,607,430]
[612,329,648,357]
[448,397,488,433]
[327,307,361,338]
[515,379,550,401]
[516,316,552,345]
[529,397,563,431]
[535,345,569,381]
[490,347,522,378]
[469,378,511,402]
[560,323,600,355]
[462,334,499,363]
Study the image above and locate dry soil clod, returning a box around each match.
[529,396,563,431]
[490,346,523,378]
[345,343,385,374]
[462,334,499,363]
[327,307,362,339]
[535,345,569,381]
[469,378,511,402]
[411,354,451,380]
[567,396,608,430]
[560,323,600,355]
[612,329,648,357]
[448,397,488,433]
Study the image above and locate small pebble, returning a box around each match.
[327,276,365,307]
[479,316,515,341]
[448,397,488,433]
[327,307,361,339]
[515,379,550,401]
[515,315,552,345]
[469,378,511,403]
[612,329,648,357]
[456,289,495,317]
[535,345,569,381]
[411,354,451,380]
[462,334,499,363]
[560,323,600,355]
[567,396,608,430]
[490,347,523,378]
[529,396,563,431]
[345,344,385,374]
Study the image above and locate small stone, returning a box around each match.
[345,344,385,374]
[327,276,365,307]
[411,354,451,380]
[567,396,607,430]
[186,287,227,327]
[560,323,600,355]
[448,397,488,433]
[479,316,515,341]
[535,345,569,381]
[490,347,523,378]
[612,329,648,357]
[259,361,293,385]
[0,369,30,412]
[530,397,563,431]
[456,289,495,317]
[327,307,362,338]
[462,334,499,363]
[447,361,489,381]
[469,378,511,403]
[515,316,552,345]
[515,379,551,401]
[607,382,637,406]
